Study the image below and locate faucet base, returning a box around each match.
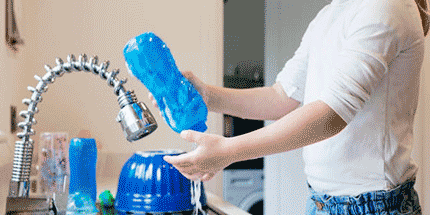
[8,181,30,198]
[5,196,55,215]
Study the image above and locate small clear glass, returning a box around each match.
[39,132,69,212]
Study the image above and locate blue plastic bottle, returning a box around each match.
[123,32,208,133]
[67,138,98,214]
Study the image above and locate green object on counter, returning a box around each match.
[99,190,115,207]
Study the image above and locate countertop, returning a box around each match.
[89,192,250,215]
[2,177,250,215]
[1,166,250,215]
[1,155,251,215]
[97,177,251,215]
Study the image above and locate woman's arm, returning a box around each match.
[164,100,347,181]
[228,100,346,162]
[149,71,301,121]
[205,82,300,120]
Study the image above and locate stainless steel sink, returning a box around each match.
[5,199,217,215]
[5,192,250,215]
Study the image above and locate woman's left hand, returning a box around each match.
[163,130,234,182]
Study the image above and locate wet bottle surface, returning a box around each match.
[67,138,98,214]
[123,32,208,133]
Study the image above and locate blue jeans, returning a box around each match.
[306,179,421,215]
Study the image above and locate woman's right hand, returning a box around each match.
[148,71,209,115]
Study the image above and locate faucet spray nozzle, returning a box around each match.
[116,91,157,142]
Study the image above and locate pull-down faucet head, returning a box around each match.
[116,91,157,142]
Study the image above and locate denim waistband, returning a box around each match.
[308,179,417,214]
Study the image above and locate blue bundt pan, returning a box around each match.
[115,150,206,213]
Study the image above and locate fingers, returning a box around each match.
[148,93,159,109]
[178,170,214,182]
[181,71,193,80]
[164,154,201,174]
[148,93,162,117]
[180,130,193,142]
[183,173,213,182]
[164,155,201,180]
[164,153,201,176]
[181,172,196,180]
[163,154,193,167]
[180,130,205,145]
[177,170,215,181]
[164,154,217,182]
[202,172,215,182]
[186,172,204,181]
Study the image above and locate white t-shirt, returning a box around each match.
[276,0,425,196]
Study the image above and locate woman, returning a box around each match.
[151,0,429,214]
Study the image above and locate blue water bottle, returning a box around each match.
[67,138,98,214]
[123,32,208,133]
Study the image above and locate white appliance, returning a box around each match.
[223,169,264,214]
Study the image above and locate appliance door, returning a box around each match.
[223,170,264,215]
[239,191,264,214]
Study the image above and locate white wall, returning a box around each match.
[18,0,223,153]
[264,0,430,214]
[0,0,23,212]
[0,0,225,206]
[264,1,327,214]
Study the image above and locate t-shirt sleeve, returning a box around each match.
[318,4,405,124]
[275,17,319,104]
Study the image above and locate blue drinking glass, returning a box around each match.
[67,138,98,214]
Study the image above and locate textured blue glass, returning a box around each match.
[115,151,207,213]
[124,32,208,133]
[68,138,98,203]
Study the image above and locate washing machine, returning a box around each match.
[223,169,264,215]
[222,58,265,214]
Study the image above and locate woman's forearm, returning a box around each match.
[206,83,300,120]
[226,100,347,162]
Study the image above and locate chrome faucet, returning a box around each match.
[5,54,158,214]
